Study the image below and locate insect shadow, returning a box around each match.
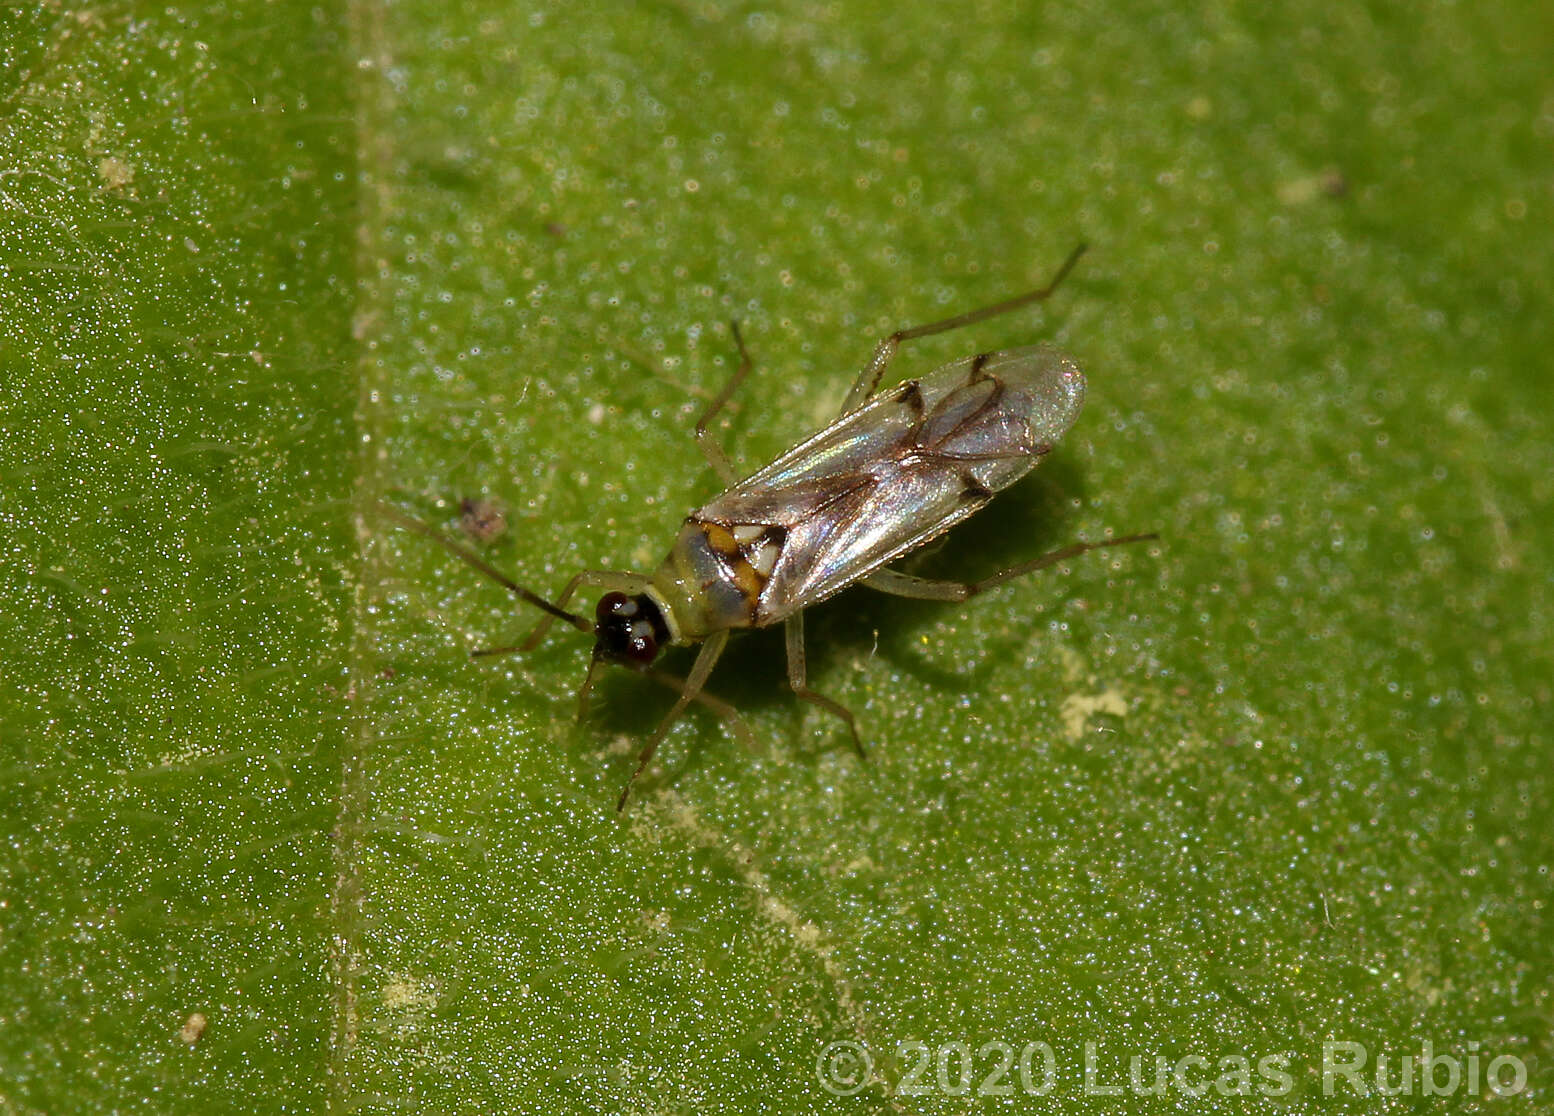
[575,450,1096,790]
[834,453,1096,689]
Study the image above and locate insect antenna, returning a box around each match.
[376,503,592,637]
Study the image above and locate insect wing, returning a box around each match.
[694,345,1085,620]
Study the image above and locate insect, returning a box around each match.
[386,243,1155,810]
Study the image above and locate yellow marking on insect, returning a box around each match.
[730,555,765,598]
[702,522,738,556]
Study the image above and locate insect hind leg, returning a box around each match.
[837,242,1089,418]
[784,612,865,759]
[693,320,754,485]
[862,532,1158,602]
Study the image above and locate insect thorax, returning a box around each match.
[650,519,788,639]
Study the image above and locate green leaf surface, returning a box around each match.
[3,0,1550,1112]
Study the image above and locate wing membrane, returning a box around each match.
[692,345,1084,621]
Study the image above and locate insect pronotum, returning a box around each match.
[385,243,1156,810]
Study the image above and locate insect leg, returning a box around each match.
[470,569,651,657]
[838,242,1089,417]
[693,320,754,485]
[576,644,749,734]
[862,532,1157,601]
[644,668,757,749]
[784,611,865,758]
[617,628,731,811]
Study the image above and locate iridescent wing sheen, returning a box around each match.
[690,344,1086,623]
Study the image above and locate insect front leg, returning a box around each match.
[644,668,756,749]
[784,611,865,758]
[693,320,755,486]
[837,242,1090,417]
[617,628,731,811]
[861,532,1158,602]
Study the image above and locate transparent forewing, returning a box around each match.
[692,345,1085,621]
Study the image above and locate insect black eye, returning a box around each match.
[593,592,665,665]
[624,628,657,663]
[596,591,635,622]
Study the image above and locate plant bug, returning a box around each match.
[385,243,1156,810]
